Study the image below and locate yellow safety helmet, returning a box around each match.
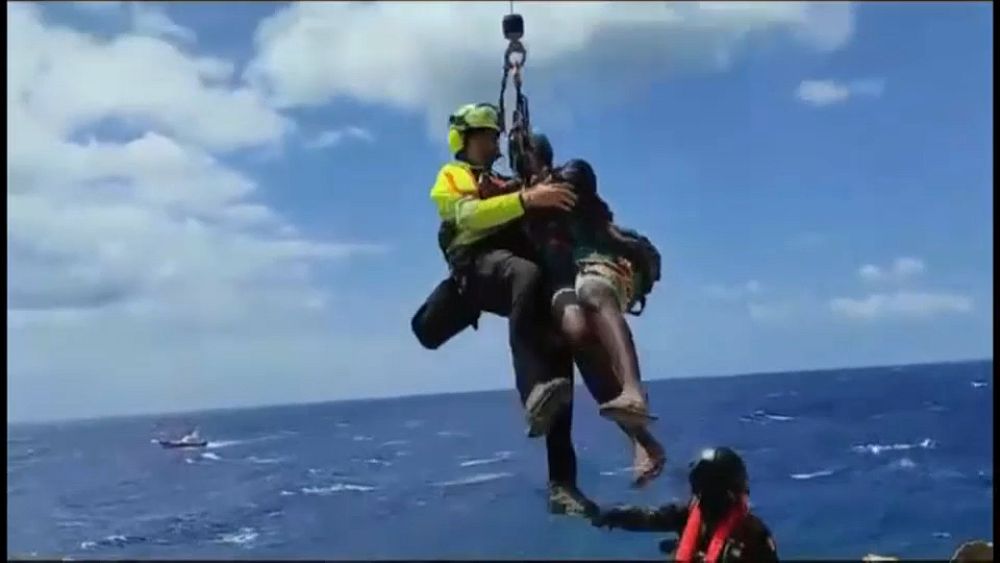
[447,103,501,155]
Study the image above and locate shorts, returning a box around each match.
[551,250,640,314]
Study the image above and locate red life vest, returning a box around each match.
[675,494,750,563]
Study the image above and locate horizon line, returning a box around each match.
[8,356,992,427]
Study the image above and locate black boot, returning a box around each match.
[525,378,573,438]
[548,481,599,518]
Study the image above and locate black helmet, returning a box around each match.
[529,132,554,169]
[510,131,554,179]
[688,447,748,498]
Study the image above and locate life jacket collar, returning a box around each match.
[675,494,750,563]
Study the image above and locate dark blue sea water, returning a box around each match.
[7,360,994,560]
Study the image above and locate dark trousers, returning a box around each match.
[542,345,577,486]
[465,247,577,486]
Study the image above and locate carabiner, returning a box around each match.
[504,40,527,70]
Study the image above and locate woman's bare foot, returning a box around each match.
[630,431,666,488]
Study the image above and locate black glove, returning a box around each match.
[590,511,612,529]
[590,507,629,530]
[658,538,678,555]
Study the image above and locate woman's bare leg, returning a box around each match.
[552,290,620,405]
[554,295,666,487]
[572,339,665,486]
[576,280,647,415]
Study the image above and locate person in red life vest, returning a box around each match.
[592,447,779,562]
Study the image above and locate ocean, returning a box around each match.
[7,360,993,560]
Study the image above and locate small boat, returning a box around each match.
[157,438,208,449]
[156,429,208,449]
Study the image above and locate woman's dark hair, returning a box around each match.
[558,158,613,224]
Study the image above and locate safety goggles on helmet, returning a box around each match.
[448,103,502,156]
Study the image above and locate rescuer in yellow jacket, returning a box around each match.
[431,103,576,270]
[421,102,598,516]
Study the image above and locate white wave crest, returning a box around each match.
[852,438,936,455]
[217,527,258,546]
[381,440,410,447]
[434,472,513,488]
[246,456,285,465]
[301,483,377,495]
[740,409,797,423]
[459,452,513,467]
[207,433,287,450]
[600,465,634,477]
[790,468,837,480]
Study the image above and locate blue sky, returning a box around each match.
[7,2,993,422]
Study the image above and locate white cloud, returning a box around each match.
[747,301,796,322]
[129,2,197,44]
[6,4,386,421]
[858,257,926,283]
[304,126,375,150]
[893,257,926,278]
[704,280,763,301]
[72,1,123,12]
[829,291,973,321]
[704,281,805,323]
[246,2,855,133]
[795,78,885,107]
[8,3,291,152]
[796,79,849,106]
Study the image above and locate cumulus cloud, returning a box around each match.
[304,126,375,150]
[6,4,358,315]
[795,78,886,107]
[858,257,926,283]
[8,3,291,152]
[703,281,805,323]
[246,2,855,133]
[7,4,385,421]
[129,2,197,44]
[829,291,974,320]
[72,1,123,12]
[704,280,763,301]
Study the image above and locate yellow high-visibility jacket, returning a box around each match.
[430,160,525,257]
